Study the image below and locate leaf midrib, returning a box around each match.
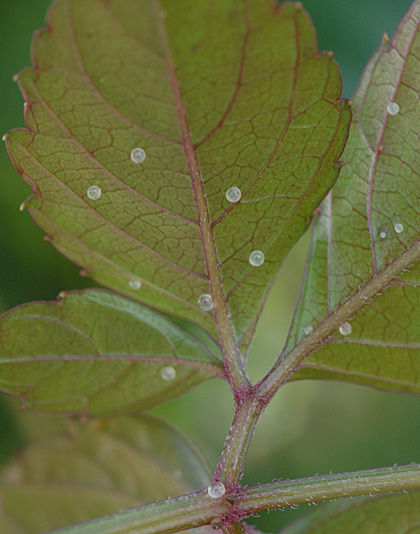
[152,0,247,388]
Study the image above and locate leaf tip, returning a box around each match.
[382,32,393,50]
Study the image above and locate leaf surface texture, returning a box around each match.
[0,290,221,415]
[288,0,420,394]
[6,0,350,351]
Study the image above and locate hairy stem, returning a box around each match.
[48,464,420,534]
[216,393,263,486]
[237,464,420,513]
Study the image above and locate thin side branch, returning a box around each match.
[257,239,420,401]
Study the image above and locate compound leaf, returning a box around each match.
[287,0,420,394]
[5,0,350,352]
[0,414,212,533]
[0,289,222,416]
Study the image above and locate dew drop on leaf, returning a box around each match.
[379,229,388,239]
[198,293,213,311]
[225,186,241,203]
[394,222,404,234]
[207,482,226,498]
[130,147,146,164]
[210,518,223,530]
[304,326,313,335]
[128,280,141,290]
[387,102,400,115]
[160,366,176,381]
[87,185,101,200]
[339,322,352,336]
[249,250,265,267]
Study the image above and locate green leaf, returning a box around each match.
[287,0,420,394]
[281,492,420,534]
[0,414,212,533]
[5,0,350,351]
[0,289,222,416]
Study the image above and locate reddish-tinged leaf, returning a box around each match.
[5,0,350,354]
[0,415,212,533]
[288,0,420,394]
[0,290,222,416]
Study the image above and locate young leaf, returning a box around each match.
[0,289,223,416]
[287,0,420,394]
[5,0,350,352]
[0,414,212,533]
[281,492,420,534]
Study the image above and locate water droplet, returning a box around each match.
[387,102,400,115]
[249,250,265,267]
[87,185,101,200]
[2,133,7,142]
[339,322,352,336]
[394,223,404,234]
[304,326,313,335]
[129,280,141,290]
[19,201,26,212]
[207,482,226,499]
[130,147,146,164]
[379,228,388,239]
[160,366,176,381]
[225,186,241,203]
[210,518,223,530]
[12,73,19,82]
[198,293,213,311]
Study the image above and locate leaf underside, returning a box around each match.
[0,414,212,533]
[5,0,350,355]
[287,0,420,395]
[0,290,222,416]
[281,492,420,534]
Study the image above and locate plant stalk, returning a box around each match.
[47,464,420,534]
[216,392,263,487]
[237,464,420,513]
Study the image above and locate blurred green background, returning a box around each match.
[1,0,419,532]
